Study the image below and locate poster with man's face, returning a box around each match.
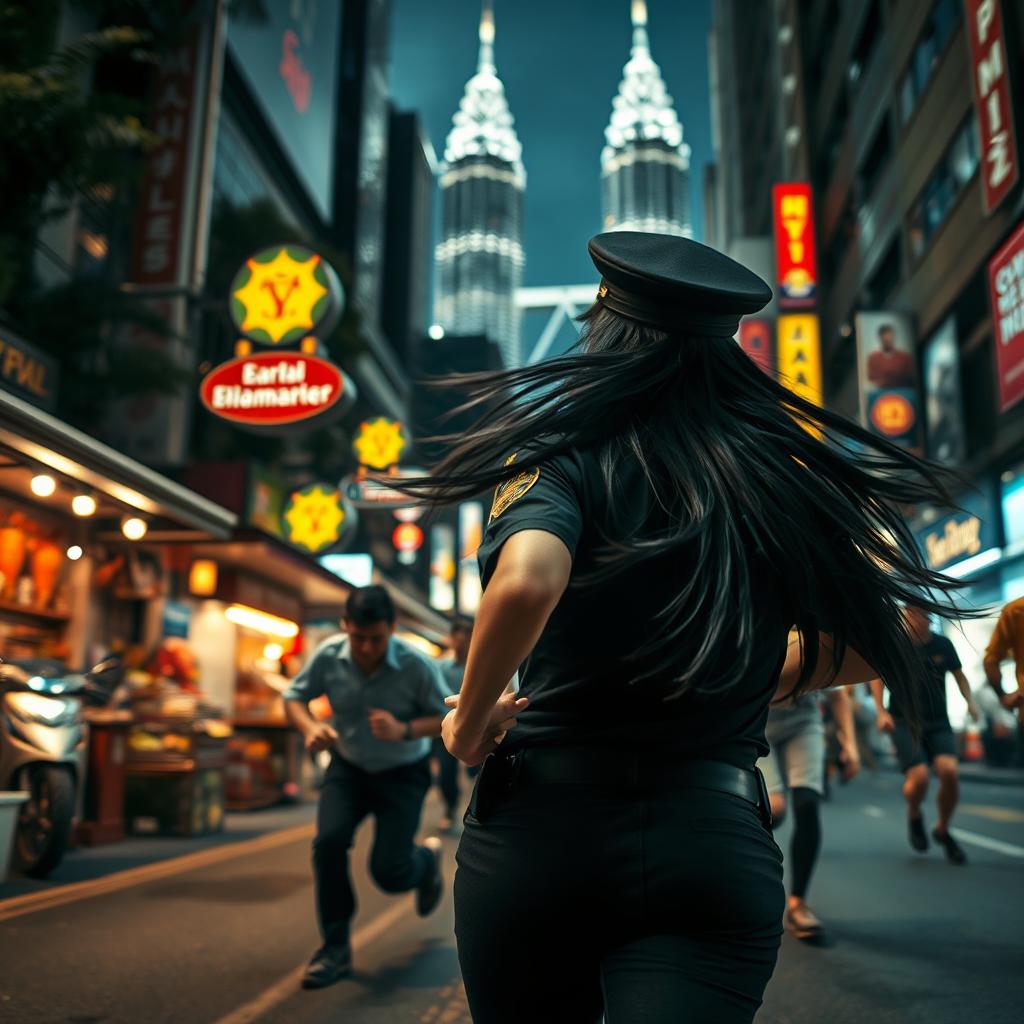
[855,311,921,452]
[922,317,966,465]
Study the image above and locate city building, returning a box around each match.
[708,0,1024,704]
[382,109,438,369]
[601,0,693,239]
[434,1,526,367]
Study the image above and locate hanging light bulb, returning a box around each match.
[30,474,57,497]
[121,516,148,541]
[72,493,97,517]
[66,545,84,561]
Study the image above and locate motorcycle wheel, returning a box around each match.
[15,764,75,878]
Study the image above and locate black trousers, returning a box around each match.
[433,737,461,814]
[313,753,433,946]
[455,765,785,1024]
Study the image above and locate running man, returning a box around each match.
[870,606,980,865]
[284,586,452,989]
[759,686,860,941]
[434,616,473,832]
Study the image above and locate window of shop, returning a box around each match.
[906,115,980,261]
[857,114,893,200]
[847,0,882,92]
[897,0,962,126]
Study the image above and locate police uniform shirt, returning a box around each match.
[476,445,792,770]
[887,632,961,725]
[284,635,452,773]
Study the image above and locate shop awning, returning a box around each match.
[187,529,451,642]
[0,389,236,538]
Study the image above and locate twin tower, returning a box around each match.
[433,1,692,367]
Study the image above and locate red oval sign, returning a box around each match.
[200,352,348,428]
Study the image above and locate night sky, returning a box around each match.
[389,0,713,291]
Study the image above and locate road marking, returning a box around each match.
[960,803,1024,824]
[209,899,413,1024]
[0,823,315,924]
[862,805,886,818]
[952,828,1024,859]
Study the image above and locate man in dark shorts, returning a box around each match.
[870,606,980,864]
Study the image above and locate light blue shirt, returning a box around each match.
[439,657,466,694]
[284,635,452,773]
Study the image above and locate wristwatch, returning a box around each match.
[403,720,413,741]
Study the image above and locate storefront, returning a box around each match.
[912,471,1024,729]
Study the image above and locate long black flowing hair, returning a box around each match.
[401,304,970,719]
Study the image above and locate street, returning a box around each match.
[1,770,1022,1024]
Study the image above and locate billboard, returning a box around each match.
[227,1,342,219]
[776,315,822,406]
[772,183,818,308]
[964,0,1019,214]
[988,220,1024,412]
[855,311,921,451]
[738,319,774,375]
[922,317,966,465]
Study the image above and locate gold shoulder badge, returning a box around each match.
[489,457,540,522]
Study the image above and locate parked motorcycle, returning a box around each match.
[0,656,124,877]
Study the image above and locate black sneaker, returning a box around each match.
[301,943,352,990]
[908,815,929,853]
[416,836,444,917]
[932,828,967,865]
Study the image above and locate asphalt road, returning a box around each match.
[1,770,1022,1023]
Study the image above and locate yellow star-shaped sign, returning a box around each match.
[353,418,408,470]
[232,248,329,344]
[282,485,345,553]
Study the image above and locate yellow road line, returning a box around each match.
[0,822,314,923]
[960,803,1024,824]
[209,899,413,1024]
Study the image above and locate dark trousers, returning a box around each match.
[433,737,460,814]
[313,754,433,946]
[455,766,784,1024]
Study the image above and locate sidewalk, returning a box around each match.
[0,801,316,902]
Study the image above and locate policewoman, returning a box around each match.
[416,233,963,1024]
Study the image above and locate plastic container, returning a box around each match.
[0,792,28,881]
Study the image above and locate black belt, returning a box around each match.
[511,748,772,827]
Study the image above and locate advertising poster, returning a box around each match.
[922,317,966,465]
[458,502,484,615]
[855,311,921,451]
[772,183,818,308]
[776,315,822,406]
[430,524,456,613]
[738,319,774,375]
[988,220,1024,412]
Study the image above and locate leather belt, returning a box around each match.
[514,747,771,825]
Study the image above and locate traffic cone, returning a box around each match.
[963,725,984,762]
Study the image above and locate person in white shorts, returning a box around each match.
[758,689,859,941]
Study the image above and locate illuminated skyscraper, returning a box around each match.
[602,0,692,238]
[434,1,526,366]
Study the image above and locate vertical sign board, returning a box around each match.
[107,14,221,464]
[776,315,822,406]
[855,311,921,451]
[964,0,1019,214]
[738,319,775,375]
[430,524,456,613]
[988,220,1024,411]
[772,184,818,309]
[457,502,484,615]
[922,317,967,464]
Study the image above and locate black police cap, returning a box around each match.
[588,231,773,338]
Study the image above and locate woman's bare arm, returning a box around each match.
[775,631,879,702]
[444,530,571,762]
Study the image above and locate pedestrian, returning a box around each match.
[983,594,1024,712]
[434,616,474,832]
[404,232,965,1024]
[283,585,453,989]
[758,685,860,942]
[870,606,980,865]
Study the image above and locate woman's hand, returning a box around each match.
[442,691,529,766]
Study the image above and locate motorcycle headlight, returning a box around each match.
[4,692,79,727]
